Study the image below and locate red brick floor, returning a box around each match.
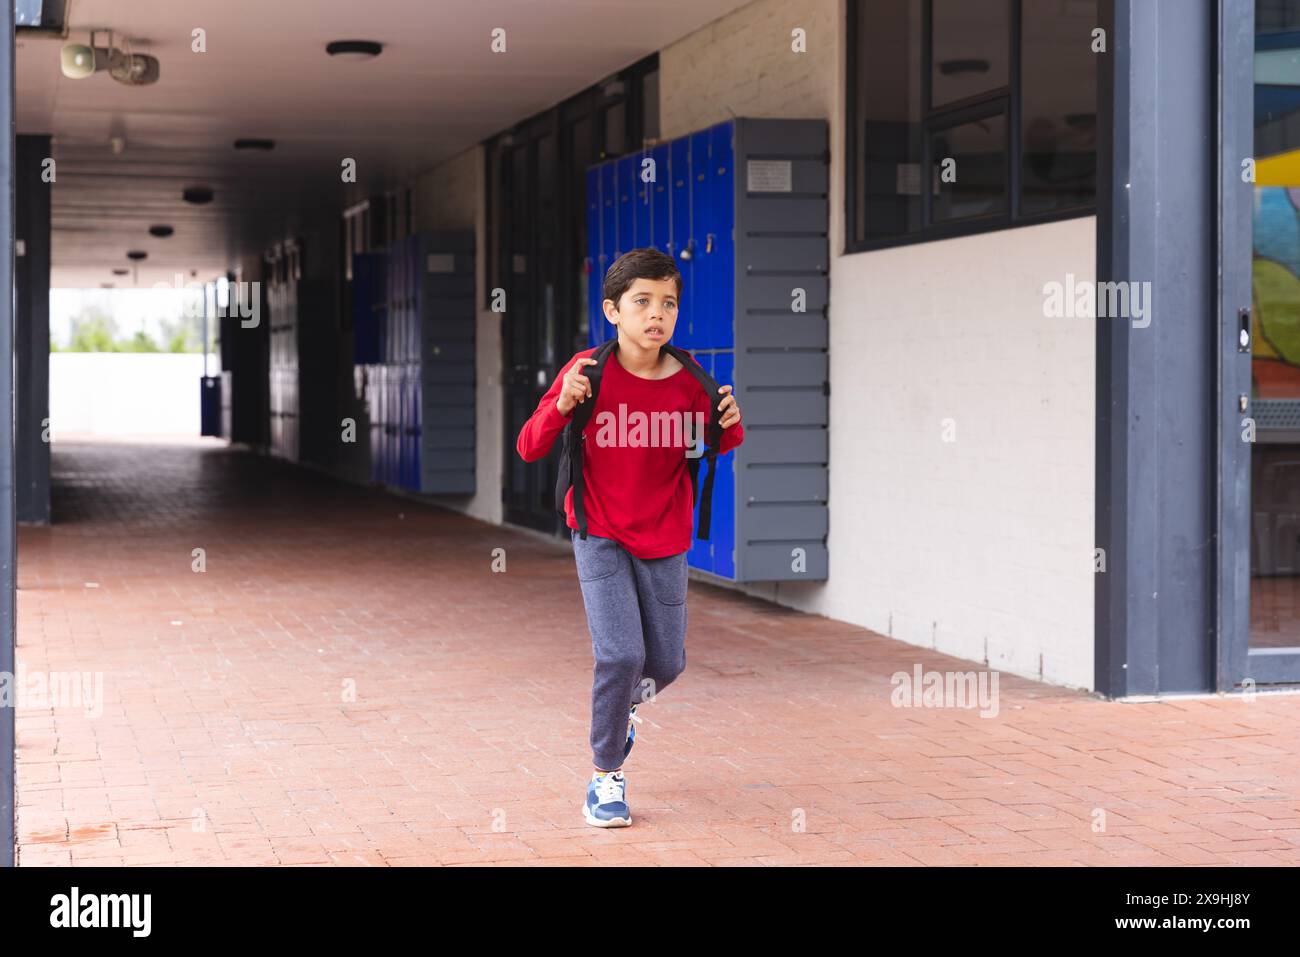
[12,436,1300,866]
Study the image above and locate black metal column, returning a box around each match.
[1,0,18,867]
[1095,0,1255,696]
[15,134,50,525]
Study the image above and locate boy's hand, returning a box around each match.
[717,385,741,429]
[556,357,598,416]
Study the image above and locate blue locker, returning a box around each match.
[400,362,408,490]
[383,247,394,365]
[369,369,379,481]
[685,130,713,349]
[633,151,652,250]
[412,365,422,489]
[669,137,693,348]
[651,143,671,254]
[686,351,714,573]
[388,367,397,488]
[599,161,617,266]
[710,350,736,579]
[408,365,419,489]
[378,253,389,365]
[396,364,406,489]
[352,253,383,364]
[597,161,619,346]
[586,167,603,348]
[710,122,735,351]
[382,365,391,487]
[592,163,610,348]
[602,157,623,346]
[616,155,636,261]
[373,365,384,485]
[392,369,400,488]
[403,365,414,489]
[392,362,400,488]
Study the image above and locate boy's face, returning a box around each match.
[604,277,679,349]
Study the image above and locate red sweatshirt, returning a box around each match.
[516,347,744,559]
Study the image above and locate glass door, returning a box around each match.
[1245,0,1300,682]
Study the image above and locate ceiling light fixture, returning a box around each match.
[149,224,174,238]
[182,186,214,205]
[60,30,160,85]
[233,138,275,151]
[111,268,129,276]
[126,250,148,261]
[326,40,383,60]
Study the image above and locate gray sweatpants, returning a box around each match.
[571,529,689,771]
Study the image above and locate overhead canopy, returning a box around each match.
[15,0,750,287]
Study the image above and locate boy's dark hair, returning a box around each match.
[603,247,682,309]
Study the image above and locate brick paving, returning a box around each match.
[12,436,1300,866]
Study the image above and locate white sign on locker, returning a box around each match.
[746,159,793,193]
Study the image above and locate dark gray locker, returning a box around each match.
[417,231,476,494]
[731,117,830,582]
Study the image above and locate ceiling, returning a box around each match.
[16,0,751,287]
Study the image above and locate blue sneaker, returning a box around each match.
[583,770,631,827]
[624,704,643,759]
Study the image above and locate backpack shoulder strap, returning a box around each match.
[566,339,618,538]
[569,339,617,434]
[663,345,725,540]
[664,345,722,415]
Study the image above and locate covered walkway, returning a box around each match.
[11,439,1300,866]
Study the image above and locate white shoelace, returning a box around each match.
[593,773,624,804]
[629,707,643,726]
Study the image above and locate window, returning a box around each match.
[846,0,1097,252]
[15,0,68,33]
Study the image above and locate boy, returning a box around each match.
[515,247,743,827]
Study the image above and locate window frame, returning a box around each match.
[844,0,1097,255]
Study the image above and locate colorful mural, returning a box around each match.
[1253,185,1300,397]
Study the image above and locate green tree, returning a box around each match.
[66,308,119,352]
[121,330,161,352]
[156,315,199,352]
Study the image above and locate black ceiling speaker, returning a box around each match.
[149,224,174,238]
[111,267,129,276]
[326,40,383,59]
[234,138,275,151]
[126,250,147,261]
[182,186,214,204]
[938,59,991,75]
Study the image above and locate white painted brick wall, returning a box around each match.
[660,0,1097,689]
[824,219,1096,689]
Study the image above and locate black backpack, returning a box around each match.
[555,340,726,541]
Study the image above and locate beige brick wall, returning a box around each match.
[660,0,838,142]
